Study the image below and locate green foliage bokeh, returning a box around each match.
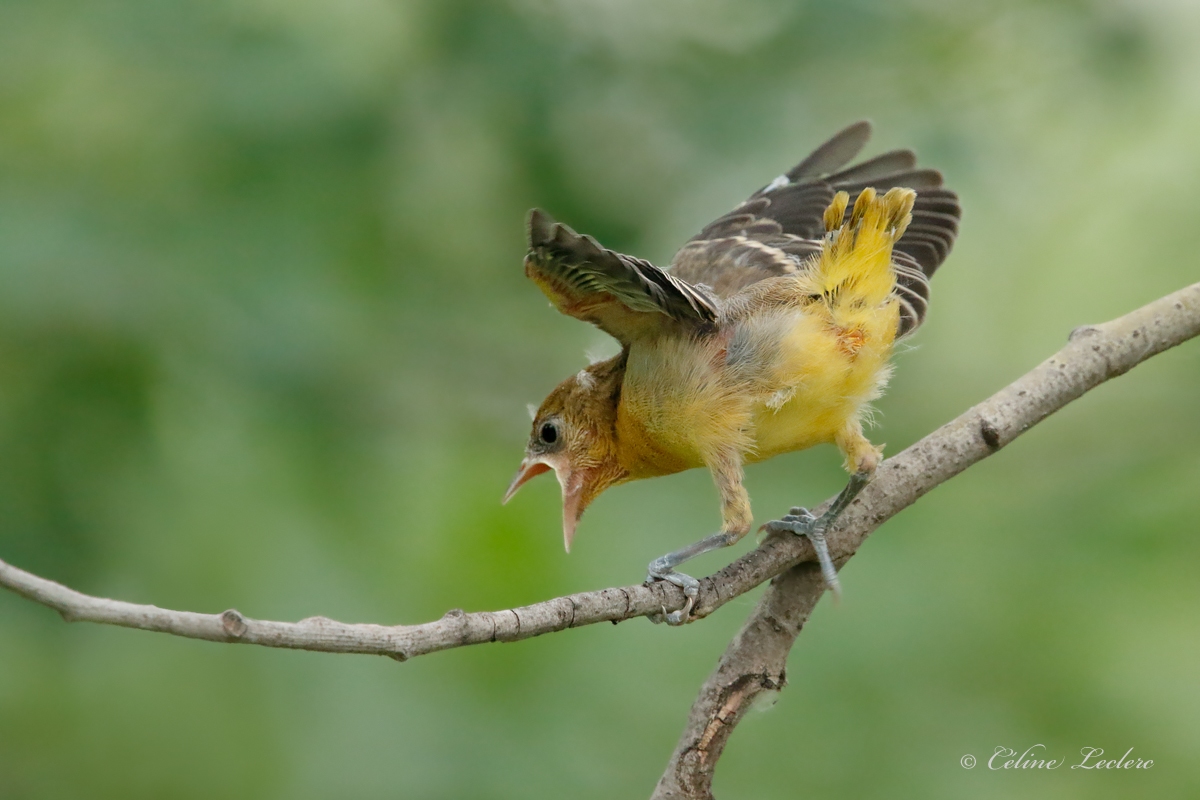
[1,1,1198,797]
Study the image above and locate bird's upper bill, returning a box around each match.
[502,455,586,553]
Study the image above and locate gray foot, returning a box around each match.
[642,530,737,626]
[761,506,842,598]
[645,556,699,626]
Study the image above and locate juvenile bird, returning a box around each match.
[503,121,960,623]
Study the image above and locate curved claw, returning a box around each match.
[761,511,842,599]
[663,592,695,626]
[645,562,700,626]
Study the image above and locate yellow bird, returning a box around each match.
[503,122,960,623]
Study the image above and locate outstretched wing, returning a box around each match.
[670,121,961,337]
[524,208,718,344]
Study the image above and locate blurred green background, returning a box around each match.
[1,0,1198,797]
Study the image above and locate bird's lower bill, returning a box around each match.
[502,456,585,553]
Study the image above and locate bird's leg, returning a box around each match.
[761,426,881,598]
[646,451,751,626]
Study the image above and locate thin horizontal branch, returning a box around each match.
[0,561,676,661]
[651,280,1200,800]
[2,282,1199,665]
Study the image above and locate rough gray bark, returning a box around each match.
[651,281,1200,799]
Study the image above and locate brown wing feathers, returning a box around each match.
[523,122,960,342]
[670,121,961,337]
[784,119,873,181]
[525,209,718,343]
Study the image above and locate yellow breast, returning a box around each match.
[746,304,897,461]
[615,301,897,475]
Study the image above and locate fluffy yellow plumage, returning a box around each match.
[505,122,959,623]
[618,186,913,481]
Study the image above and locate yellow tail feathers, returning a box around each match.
[809,187,914,318]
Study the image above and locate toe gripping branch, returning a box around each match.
[644,531,738,626]
[760,469,873,600]
[761,507,841,598]
[643,470,871,624]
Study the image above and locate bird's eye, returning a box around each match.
[539,422,558,444]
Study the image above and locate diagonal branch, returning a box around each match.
[1,283,1198,673]
[650,280,1200,800]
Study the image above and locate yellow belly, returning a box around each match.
[745,308,895,461]
[616,303,896,476]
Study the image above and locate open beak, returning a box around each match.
[559,469,585,554]
[502,457,550,505]
[502,456,587,554]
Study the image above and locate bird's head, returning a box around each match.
[503,355,629,552]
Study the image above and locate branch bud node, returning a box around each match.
[221,609,248,638]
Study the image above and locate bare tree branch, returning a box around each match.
[651,563,828,800]
[651,280,1200,800]
[1,283,1198,675]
